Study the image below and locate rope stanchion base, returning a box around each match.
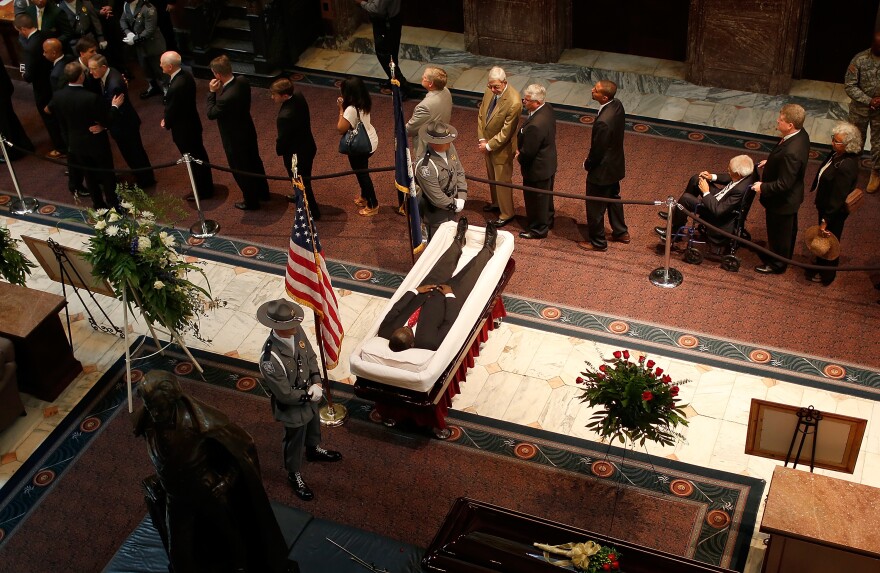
[649,267,683,288]
[189,219,220,239]
[9,196,38,215]
[319,403,349,427]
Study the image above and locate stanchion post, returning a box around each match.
[179,154,219,238]
[0,133,38,214]
[649,195,684,288]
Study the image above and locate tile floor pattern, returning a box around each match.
[304,24,860,148]
[2,218,880,572]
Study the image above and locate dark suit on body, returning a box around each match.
[276,92,318,216]
[206,76,269,209]
[758,129,810,272]
[584,98,627,248]
[0,56,34,160]
[516,103,557,236]
[99,67,155,187]
[672,172,757,245]
[20,29,66,151]
[377,240,493,351]
[25,2,73,44]
[163,68,213,197]
[48,84,119,208]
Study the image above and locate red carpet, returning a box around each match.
[3,72,879,369]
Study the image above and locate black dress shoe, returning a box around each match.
[654,226,668,239]
[72,187,90,198]
[305,446,342,462]
[658,210,669,220]
[455,217,468,245]
[483,223,498,252]
[519,231,547,240]
[287,472,314,501]
[755,264,785,275]
[483,204,500,213]
[490,217,513,228]
[139,86,161,99]
[234,202,258,211]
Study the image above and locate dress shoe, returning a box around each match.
[139,86,161,99]
[455,217,468,245]
[577,241,607,252]
[654,226,672,240]
[868,169,880,194]
[518,231,547,240]
[46,149,65,159]
[354,196,367,207]
[807,274,824,283]
[396,205,406,216]
[234,202,258,211]
[483,223,497,252]
[358,205,379,216]
[490,217,513,228]
[287,472,314,501]
[483,203,500,213]
[754,264,785,275]
[306,446,342,462]
[658,210,669,220]
[610,232,631,244]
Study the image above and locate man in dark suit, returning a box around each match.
[579,80,629,252]
[88,54,155,188]
[206,54,269,211]
[44,38,73,93]
[269,77,319,217]
[0,54,35,161]
[752,104,810,274]
[48,61,123,209]
[515,83,556,239]
[378,218,498,352]
[25,0,73,44]
[159,51,213,200]
[16,14,66,157]
[654,155,757,246]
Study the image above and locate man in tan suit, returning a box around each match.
[478,67,521,227]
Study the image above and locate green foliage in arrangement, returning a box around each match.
[0,227,36,286]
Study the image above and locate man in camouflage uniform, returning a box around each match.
[257,299,341,501]
[845,31,880,193]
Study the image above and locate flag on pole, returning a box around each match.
[285,178,344,369]
[391,72,425,255]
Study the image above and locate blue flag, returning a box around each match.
[391,76,424,255]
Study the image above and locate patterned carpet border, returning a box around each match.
[6,198,879,402]
[0,340,762,571]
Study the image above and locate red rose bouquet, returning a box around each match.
[577,350,689,446]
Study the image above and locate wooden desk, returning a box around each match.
[760,466,880,573]
[0,282,82,401]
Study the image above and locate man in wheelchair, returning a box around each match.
[655,154,757,252]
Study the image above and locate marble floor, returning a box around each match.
[2,216,879,572]
[302,24,857,147]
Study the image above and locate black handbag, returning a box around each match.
[338,111,372,155]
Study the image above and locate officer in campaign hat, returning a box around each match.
[415,121,468,241]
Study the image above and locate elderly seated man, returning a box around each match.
[378,218,496,351]
[655,154,757,246]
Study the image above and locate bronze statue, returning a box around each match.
[134,370,297,573]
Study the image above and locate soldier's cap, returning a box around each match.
[256,298,304,329]
[420,121,458,144]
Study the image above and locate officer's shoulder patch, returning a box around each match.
[261,360,275,375]
[420,165,432,178]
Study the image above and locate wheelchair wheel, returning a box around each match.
[684,247,703,265]
[721,255,741,272]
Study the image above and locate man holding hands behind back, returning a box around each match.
[752,104,809,275]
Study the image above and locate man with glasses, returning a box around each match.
[516,83,556,239]
[751,104,810,275]
[478,66,521,228]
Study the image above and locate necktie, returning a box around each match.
[37,8,43,29]
[486,95,497,118]
[405,307,421,328]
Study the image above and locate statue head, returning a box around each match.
[138,371,185,425]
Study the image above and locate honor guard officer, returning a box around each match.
[257,299,342,501]
[415,121,467,241]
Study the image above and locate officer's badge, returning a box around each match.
[299,340,306,349]
[261,361,275,375]
[451,154,457,161]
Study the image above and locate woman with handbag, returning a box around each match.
[806,122,861,285]
[336,77,380,216]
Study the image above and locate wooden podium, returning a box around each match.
[0,282,82,401]
[760,466,880,573]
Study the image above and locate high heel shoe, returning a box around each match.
[358,205,379,216]
[354,197,367,207]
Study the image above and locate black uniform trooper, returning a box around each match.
[257,298,341,501]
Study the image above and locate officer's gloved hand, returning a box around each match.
[454,198,465,213]
[307,384,324,402]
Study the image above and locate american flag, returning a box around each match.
[391,74,425,255]
[285,180,343,369]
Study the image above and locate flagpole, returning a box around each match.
[391,59,421,266]
[290,156,348,427]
